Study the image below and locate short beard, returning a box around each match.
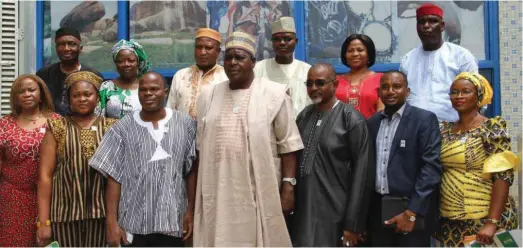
[311,97,322,104]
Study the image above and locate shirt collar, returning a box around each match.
[380,103,407,119]
[193,64,222,77]
[133,107,173,131]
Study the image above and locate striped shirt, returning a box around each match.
[89,108,196,237]
[47,116,116,222]
[375,104,405,194]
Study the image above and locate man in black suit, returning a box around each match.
[367,70,442,246]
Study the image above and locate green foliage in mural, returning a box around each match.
[44,1,51,39]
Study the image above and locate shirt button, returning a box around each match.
[383,175,386,177]
[384,149,387,151]
[385,136,388,139]
[383,162,385,164]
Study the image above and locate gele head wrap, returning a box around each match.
[453,72,493,107]
[112,39,152,77]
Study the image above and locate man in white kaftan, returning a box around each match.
[400,3,478,122]
[167,28,228,118]
[254,16,311,118]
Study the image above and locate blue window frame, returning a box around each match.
[35,0,501,116]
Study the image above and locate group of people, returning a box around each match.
[0,3,518,247]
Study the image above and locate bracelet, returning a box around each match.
[36,220,51,229]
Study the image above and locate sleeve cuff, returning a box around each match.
[344,219,365,234]
[277,136,304,154]
[407,196,428,216]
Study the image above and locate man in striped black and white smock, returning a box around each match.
[90,72,197,247]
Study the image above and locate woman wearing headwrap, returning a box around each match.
[434,72,518,246]
[37,71,117,247]
[98,39,151,119]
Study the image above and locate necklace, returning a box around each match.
[453,115,483,134]
[70,115,98,129]
[346,79,364,107]
[21,114,42,124]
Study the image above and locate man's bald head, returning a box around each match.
[306,63,338,105]
[139,71,168,90]
[138,71,168,112]
[308,63,336,81]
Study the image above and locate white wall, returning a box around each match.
[18,1,37,75]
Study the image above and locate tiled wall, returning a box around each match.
[499,1,522,208]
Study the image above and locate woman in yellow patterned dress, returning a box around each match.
[435,72,518,246]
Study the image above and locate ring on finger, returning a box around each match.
[346,241,350,247]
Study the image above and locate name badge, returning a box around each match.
[91,126,98,131]
[39,128,46,134]
[400,140,406,147]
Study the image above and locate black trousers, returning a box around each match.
[129,233,184,247]
[368,192,431,247]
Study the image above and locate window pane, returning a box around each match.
[479,69,494,117]
[43,1,118,72]
[129,0,292,70]
[305,1,485,65]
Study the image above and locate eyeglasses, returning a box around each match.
[304,79,335,88]
[449,89,475,97]
[271,36,296,43]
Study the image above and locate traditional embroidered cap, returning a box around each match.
[416,3,444,18]
[196,28,222,43]
[55,27,81,41]
[271,16,296,35]
[225,31,256,57]
[65,71,103,90]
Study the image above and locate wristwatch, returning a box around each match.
[282,177,297,186]
[405,212,416,222]
[486,218,501,227]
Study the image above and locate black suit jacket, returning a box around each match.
[367,103,442,230]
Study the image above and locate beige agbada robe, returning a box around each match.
[194,77,304,247]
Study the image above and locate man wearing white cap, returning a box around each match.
[167,28,228,119]
[193,31,304,247]
[254,16,311,118]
